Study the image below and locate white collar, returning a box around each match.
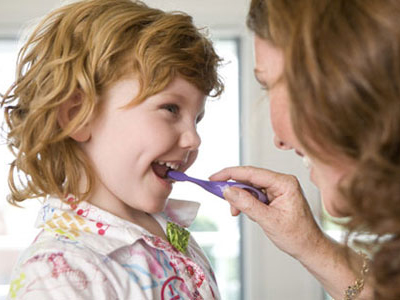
[36,196,200,255]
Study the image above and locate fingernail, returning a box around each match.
[223,187,239,202]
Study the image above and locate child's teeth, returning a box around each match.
[156,161,178,170]
[166,162,178,170]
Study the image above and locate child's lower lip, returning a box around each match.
[152,169,173,188]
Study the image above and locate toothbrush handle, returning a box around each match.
[223,181,269,204]
[167,170,269,204]
[198,179,269,204]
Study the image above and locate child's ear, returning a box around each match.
[57,91,91,142]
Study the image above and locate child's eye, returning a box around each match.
[162,104,180,115]
[196,112,205,124]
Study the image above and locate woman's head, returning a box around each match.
[249,0,400,216]
[249,0,400,296]
[2,0,223,204]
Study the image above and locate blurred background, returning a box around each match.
[0,0,344,299]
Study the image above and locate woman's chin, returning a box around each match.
[323,200,351,219]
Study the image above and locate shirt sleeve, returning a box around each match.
[7,250,119,300]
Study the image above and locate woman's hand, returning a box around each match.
[210,166,325,261]
[211,166,374,298]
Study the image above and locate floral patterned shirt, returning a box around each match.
[7,196,219,299]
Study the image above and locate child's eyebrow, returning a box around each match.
[159,92,204,106]
[159,92,197,103]
[161,92,186,99]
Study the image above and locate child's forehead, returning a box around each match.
[103,69,205,97]
[102,77,205,115]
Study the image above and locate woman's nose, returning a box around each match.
[274,136,292,150]
[179,125,201,150]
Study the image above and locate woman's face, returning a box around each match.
[253,35,352,217]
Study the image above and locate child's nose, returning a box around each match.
[179,125,201,150]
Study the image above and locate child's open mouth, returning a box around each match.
[151,161,179,179]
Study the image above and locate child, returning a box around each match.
[1,0,224,299]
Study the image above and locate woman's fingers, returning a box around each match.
[212,165,326,261]
[211,166,297,204]
[223,187,269,223]
[230,204,241,216]
[210,166,284,191]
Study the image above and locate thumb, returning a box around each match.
[223,187,269,223]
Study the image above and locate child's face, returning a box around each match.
[81,76,205,219]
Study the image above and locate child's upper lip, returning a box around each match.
[152,159,187,179]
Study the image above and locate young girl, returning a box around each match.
[1,0,223,299]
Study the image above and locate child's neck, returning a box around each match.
[110,202,168,241]
[104,200,168,242]
[128,210,168,241]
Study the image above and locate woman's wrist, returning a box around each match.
[295,233,372,299]
[289,219,328,263]
[343,251,369,300]
[295,232,345,294]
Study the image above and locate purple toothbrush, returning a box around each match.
[167,170,269,204]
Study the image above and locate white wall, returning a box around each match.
[0,0,323,298]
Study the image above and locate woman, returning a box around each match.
[211,0,400,299]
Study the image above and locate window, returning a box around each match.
[170,39,241,299]
[0,38,241,299]
[0,39,43,300]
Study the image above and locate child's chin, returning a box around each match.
[145,202,168,214]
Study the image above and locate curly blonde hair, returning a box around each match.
[248,0,400,298]
[1,0,223,205]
